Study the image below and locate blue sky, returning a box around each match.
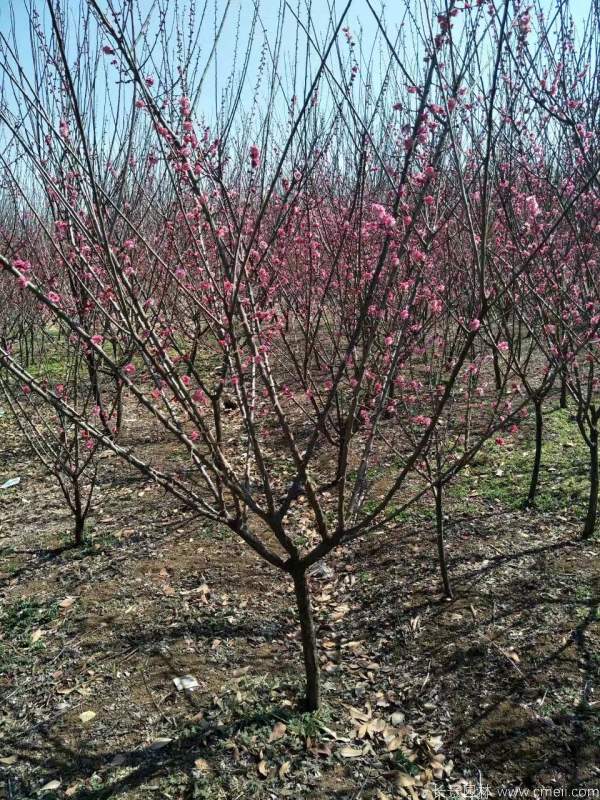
[0,0,594,130]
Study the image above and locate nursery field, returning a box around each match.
[2,402,600,799]
[1,0,600,797]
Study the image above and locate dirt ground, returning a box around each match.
[1,406,600,799]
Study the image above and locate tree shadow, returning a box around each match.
[5,700,301,799]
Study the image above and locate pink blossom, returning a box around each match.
[123,363,136,376]
[469,318,481,332]
[91,334,104,346]
[47,291,61,304]
[413,415,432,427]
[497,341,509,352]
[525,195,540,218]
[250,145,260,169]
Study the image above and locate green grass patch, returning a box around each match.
[450,408,589,514]
[1,597,59,642]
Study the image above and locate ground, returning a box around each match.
[1,405,600,799]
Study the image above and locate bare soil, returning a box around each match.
[1,408,599,799]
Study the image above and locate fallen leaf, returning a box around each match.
[59,596,75,609]
[173,675,199,691]
[149,738,172,750]
[79,711,96,724]
[257,759,269,777]
[386,736,404,752]
[308,742,332,758]
[279,761,291,778]
[31,628,43,643]
[348,706,370,722]
[194,758,210,772]
[395,773,416,788]
[0,755,17,765]
[0,477,21,490]
[268,721,287,742]
[340,746,364,758]
[41,780,61,792]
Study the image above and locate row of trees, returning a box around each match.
[0,0,599,710]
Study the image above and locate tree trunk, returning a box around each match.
[74,514,85,547]
[524,399,543,509]
[560,370,568,409]
[73,481,85,546]
[435,483,453,600]
[292,568,321,711]
[492,346,502,390]
[583,425,598,539]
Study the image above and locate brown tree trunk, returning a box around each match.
[524,399,543,509]
[435,483,453,600]
[560,369,568,409]
[583,424,598,540]
[292,568,321,711]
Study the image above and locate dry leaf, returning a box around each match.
[59,596,75,609]
[0,755,17,765]
[386,736,404,752]
[194,758,210,772]
[149,738,172,750]
[173,674,199,691]
[257,759,269,777]
[348,706,370,722]
[79,710,96,723]
[31,628,43,643]
[41,780,61,791]
[308,742,332,757]
[268,721,287,742]
[340,746,364,758]
[279,761,291,779]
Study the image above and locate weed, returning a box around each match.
[1,597,59,642]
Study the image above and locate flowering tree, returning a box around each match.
[0,345,101,546]
[0,0,598,710]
